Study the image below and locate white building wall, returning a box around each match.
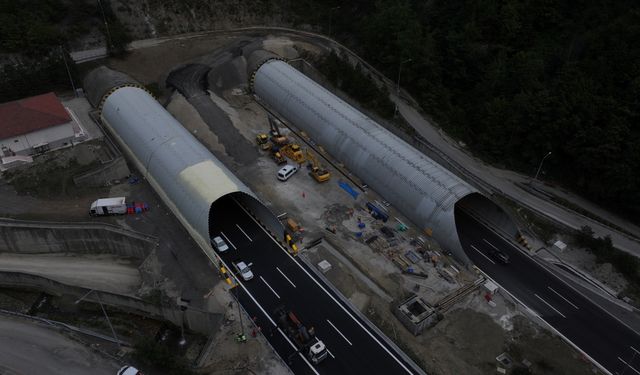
[0,122,75,156]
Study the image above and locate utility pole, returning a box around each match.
[97,0,113,49]
[59,45,77,97]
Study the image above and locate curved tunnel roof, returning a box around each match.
[252,58,477,262]
[84,67,256,250]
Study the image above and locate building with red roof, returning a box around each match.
[0,92,86,158]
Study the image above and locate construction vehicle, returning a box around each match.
[256,134,271,150]
[281,143,305,164]
[268,115,289,146]
[305,150,331,182]
[270,146,287,165]
[274,306,328,365]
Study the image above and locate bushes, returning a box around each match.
[575,226,640,286]
[316,50,396,120]
[132,337,194,375]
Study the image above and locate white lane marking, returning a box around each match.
[236,224,252,242]
[276,267,297,288]
[234,200,414,374]
[535,294,566,318]
[618,357,640,375]
[220,231,236,250]
[327,348,336,359]
[470,244,495,264]
[277,327,320,375]
[466,210,640,339]
[547,286,579,310]
[482,238,499,251]
[327,319,353,346]
[631,346,640,356]
[260,276,280,299]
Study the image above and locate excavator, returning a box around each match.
[268,115,289,147]
[281,143,306,164]
[255,133,271,151]
[306,150,331,182]
[270,146,287,165]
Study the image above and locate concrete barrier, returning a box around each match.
[0,218,157,260]
[0,271,221,334]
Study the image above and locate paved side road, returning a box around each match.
[0,315,121,375]
[393,98,640,256]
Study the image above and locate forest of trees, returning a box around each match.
[0,0,130,102]
[296,0,640,219]
[1,0,638,218]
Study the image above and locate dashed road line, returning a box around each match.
[260,276,280,299]
[470,244,495,264]
[220,231,236,250]
[547,286,579,310]
[276,267,297,288]
[326,319,353,346]
[618,357,640,375]
[535,294,566,318]
[236,224,252,242]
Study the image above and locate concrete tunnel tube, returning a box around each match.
[83,67,285,261]
[249,55,519,265]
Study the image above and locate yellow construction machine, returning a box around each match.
[270,147,287,165]
[268,115,289,147]
[306,150,331,182]
[256,134,271,150]
[281,143,306,164]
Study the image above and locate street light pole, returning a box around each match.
[394,58,412,117]
[534,151,552,181]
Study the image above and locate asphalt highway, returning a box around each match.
[209,197,421,375]
[457,209,640,375]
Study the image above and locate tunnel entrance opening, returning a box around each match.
[453,193,520,265]
[208,192,285,252]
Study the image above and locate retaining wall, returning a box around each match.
[0,218,157,260]
[0,271,221,334]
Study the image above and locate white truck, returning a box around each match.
[89,197,127,216]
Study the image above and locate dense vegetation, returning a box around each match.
[316,50,396,119]
[0,0,130,102]
[298,0,640,219]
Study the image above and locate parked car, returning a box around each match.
[277,164,298,181]
[212,236,229,253]
[234,261,254,281]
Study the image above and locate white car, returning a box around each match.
[212,236,229,253]
[277,164,298,181]
[234,261,254,281]
[117,366,141,375]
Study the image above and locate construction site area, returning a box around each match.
[0,32,599,375]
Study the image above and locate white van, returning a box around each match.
[277,164,298,181]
